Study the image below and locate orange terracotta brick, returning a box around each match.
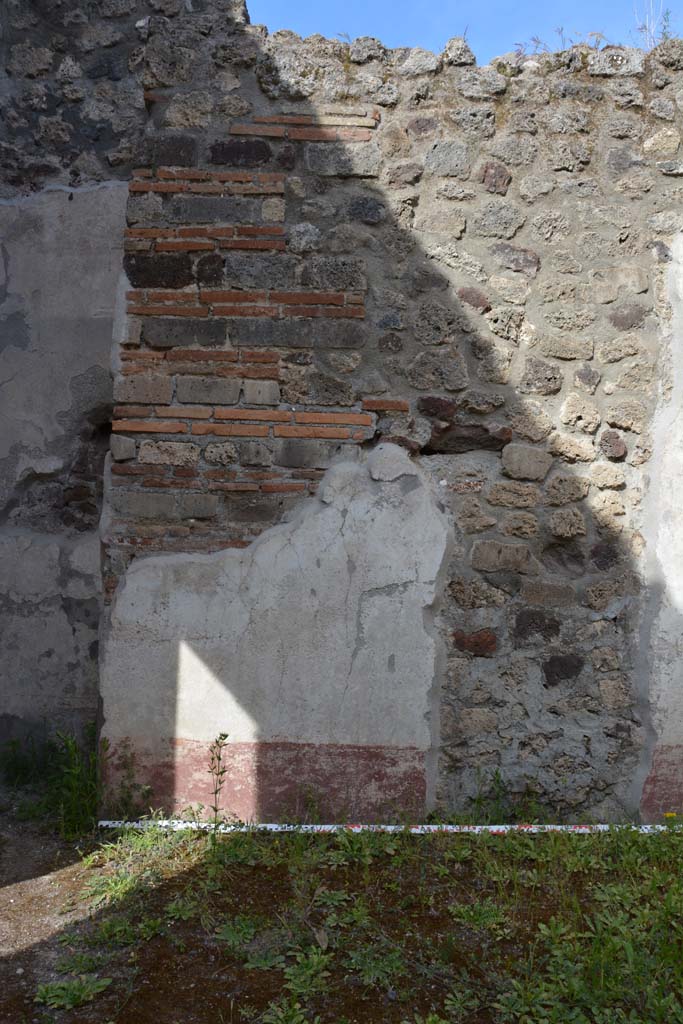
[191,423,269,437]
[337,127,373,141]
[120,351,165,362]
[157,168,212,180]
[212,171,257,182]
[261,481,307,493]
[293,411,373,426]
[125,228,176,238]
[169,349,239,362]
[236,225,285,237]
[141,477,196,489]
[175,226,212,238]
[111,463,164,476]
[274,426,351,440]
[288,126,338,141]
[362,398,410,412]
[154,405,214,419]
[230,123,287,137]
[214,408,291,422]
[200,289,268,304]
[211,305,279,318]
[253,114,314,125]
[208,482,260,492]
[113,420,188,433]
[126,305,208,317]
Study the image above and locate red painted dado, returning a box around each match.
[104,740,427,822]
[640,745,683,821]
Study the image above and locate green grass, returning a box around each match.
[34,819,681,1023]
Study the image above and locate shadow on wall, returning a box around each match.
[99,7,683,825]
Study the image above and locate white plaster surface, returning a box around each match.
[101,445,452,759]
[642,235,683,747]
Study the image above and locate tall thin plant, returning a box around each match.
[207,732,229,852]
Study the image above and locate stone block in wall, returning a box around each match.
[305,142,381,177]
[110,490,218,521]
[471,540,540,574]
[143,134,199,167]
[424,141,470,178]
[240,442,273,466]
[168,196,262,224]
[502,444,553,481]
[113,374,173,405]
[275,440,334,469]
[588,48,644,76]
[141,317,227,348]
[138,442,201,466]
[242,380,280,404]
[110,436,136,461]
[123,253,193,289]
[298,256,367,291]
[226,317,367,350]
[223,253,299,290]
[209,138,273,166]
[176,376,241,404]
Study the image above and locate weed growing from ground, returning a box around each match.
[34,975,112,1009]
[1,726,100,838]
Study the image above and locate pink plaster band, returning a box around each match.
[104,739,427,821]
[640,744,683,822]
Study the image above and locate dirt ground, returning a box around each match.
[0,786,93,1022]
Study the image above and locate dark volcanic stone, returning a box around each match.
[608,303,648,331]
[457,286,492,312]
[195,253,224,286]
[591,542,620,571]
[209,138,272,166]
[425,422,512,454]
[123,253,193,288]
[541,541,586,578]
[476,160,512,195]
[599,429,628,460]
[543,653,584,686]
[490,241,540,277]
[417,395,458,419]
[144,134,198,167]
[514,608,561,643]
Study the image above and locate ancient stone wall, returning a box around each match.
[4,0,683,820]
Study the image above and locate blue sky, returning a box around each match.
[247,1,679,64]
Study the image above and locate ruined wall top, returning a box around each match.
[4,0,683,196]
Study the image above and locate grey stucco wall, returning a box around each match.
[0,184,127,743]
